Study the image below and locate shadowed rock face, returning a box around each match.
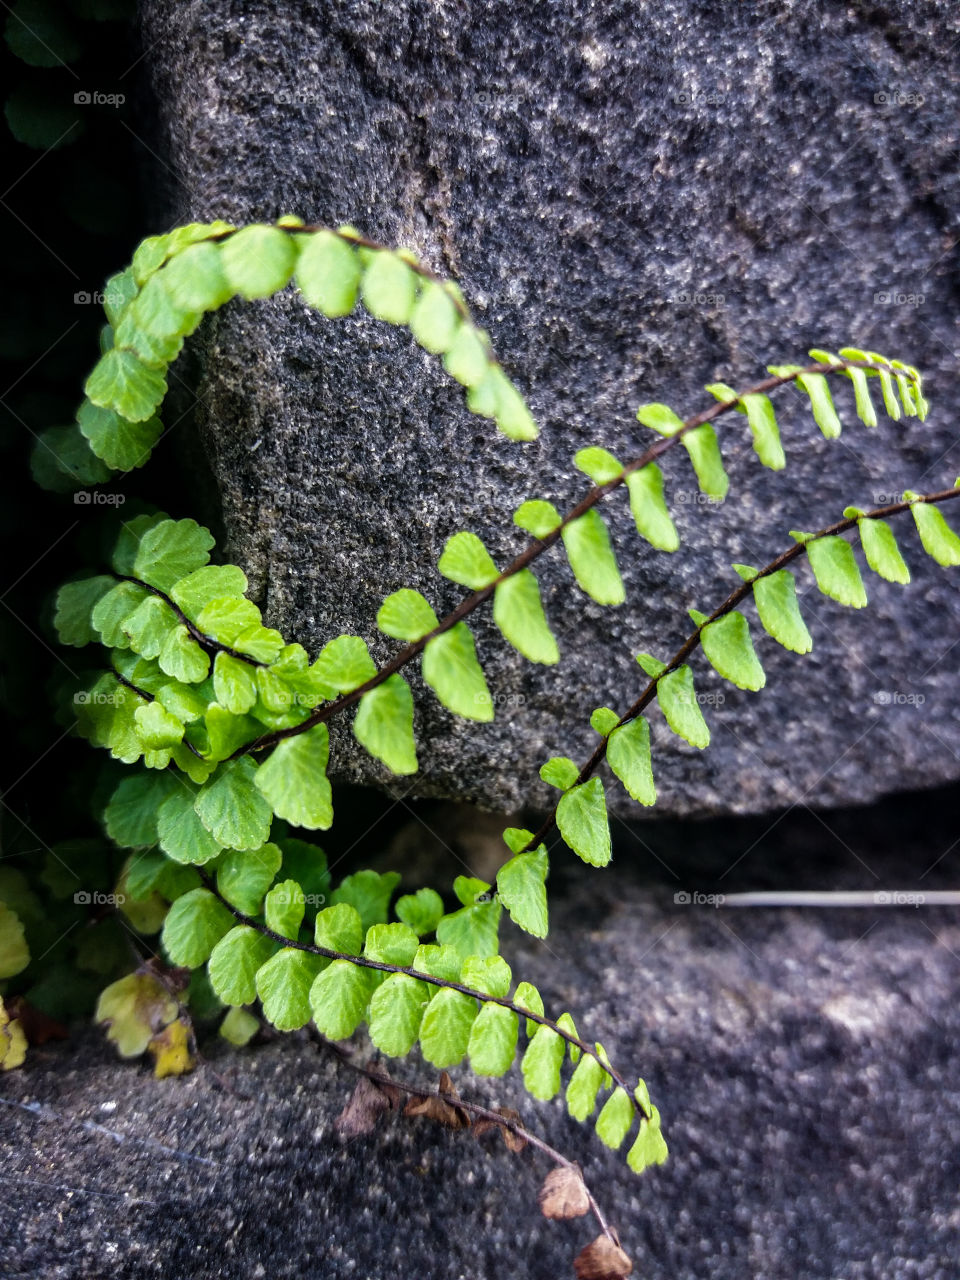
[139,1,960,816]
[3,791,959,1279]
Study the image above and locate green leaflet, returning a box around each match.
[514,499,562,538]
[217,843,283,915]
[493,571,559,665]
[419,987,477,1068]
[496,846,549,939]
[256,949,322,1031]
[134,701,184,750]
[161,241,233,312]
[843,364,878,428]
[330,869,401,935]
[855,517,910,584]
[556,778,611,868]
[314,903,364,956]
[797,534,868,608]
[909,499,960,567]
[309,959,374,1040]
[575,446,623,485]
[627,1099,669,1173]
[157,787,224,865]
[462,955,512,997]
[254,724,334,831]
[435,896,502,961]
[220,225,297,300]
[740,393,785,470]
[513,980,545,1038]
[561,509,626,605]
[566,1052,610,1122]
[158,626,210,683]
[311,635,376,693]
[626,465,680,552]
[635,402,684,436]
[220,1006,260,1045]
[656,664,710,749]
[295,230,361,317]
[363,922,419,968]
[84,348,167,424]
[682,423,728,498]
[368,973,429,1055]
[360,250,417,324]
[208,926,277,1005]
[596,1087,635,1150]
[735,566,813,654]
[0,905,29,980]
[353,674,418,775]
[170,566,248,616]
[31,424,113,492]
[488,366,538,442]
[132,518,214,593]
[409,279,460,354]
[264,880,305,940]
[75,399,164,472]
[161,887,234,967]
[422,623,493,722]
[797,372,843,438]
[91,580,148,647]
[377,588,439,641]
[540,756,580,791]
[590,706,621,736]
[213,651,258,714]
[121,596,178,660]
[443,323,488,387]
[607,717,656,806]
[468,1004,518,1076]
[395,888,445,936]
[194,759,274,851]
[521,1023,565,1100]
[438,531,500,589]
[698,611,766,692]
[103,770,177,848]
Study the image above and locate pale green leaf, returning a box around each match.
[496,846,548,938]
[596,1087,635,1150]
[493,571,559,665]
[395,888,445,936]
[682,423,728,497]
[254,724,333,830]
[208,926,277,1005]
[330,869,401,935]
[220,225,296,300]
[556,778,611,868]
[194,759,273,851]
[353,675,418,775]
[161,887,234,967]
[437,531,500,589]
[84,349,167,424]
[309,959,374,1040]
[626,464,680,552]
[368,973,429,1055]
[657,665,710,748]
[55,576,116,647]
[468,1003,518,1076]
[216,843,283,915]
[295,230,361,316]
[607,717,656,806]
[157,787,224,865]
[561,509,625,605]
[514,499,562,538]
[858,518,910,584]
[256,948,321,1030]
[418,987,477,1067]
[699,611,765,691]
[521,1024,565,1100]
[422,623,493,722]
[377,588,439,641]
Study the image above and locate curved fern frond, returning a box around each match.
[530,483,960,866]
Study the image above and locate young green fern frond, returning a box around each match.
[529,484,960,867]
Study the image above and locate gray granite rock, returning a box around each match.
[2,791,959,1279]
[138,0,960,816]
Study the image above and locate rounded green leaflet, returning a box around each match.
[607,717,656,807]
[419,987,477,1068]
[309,959,373,1040]
[84,348,168,424]
[561,509,625,606]
[626,464,680,552]
[376,588,439,642]
[161,888,234,967]
[699,611,766,692]
[220,225,297,300]
[208,926,277,1005]
[353,675,418,775]
[468,1004,518,1076]
[360,250,417,324]
[254,724,334,831]
[194,759,273,851]
[556,778,611,868]
[157,788,224,865]
[438,531,500,589]
[422,623,493,722]
[294,229,361,317]
[409,279,460,353]
[368,973,429,1056]
[656,665,710,749]
[493,571,560,665]
[256,949,322,1030]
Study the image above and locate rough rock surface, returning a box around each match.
[3,789,959,1279]
[139,1,960,816]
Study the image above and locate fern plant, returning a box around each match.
[4,216,959,1275]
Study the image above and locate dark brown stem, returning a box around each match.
[522,485,960,852]
[313,1030,615,1239]
[197,869,645,1118]
[233,358,896,760]
[119,576,266,668]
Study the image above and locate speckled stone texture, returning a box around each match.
[2,791,959,1279]
[138,0,960,816]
